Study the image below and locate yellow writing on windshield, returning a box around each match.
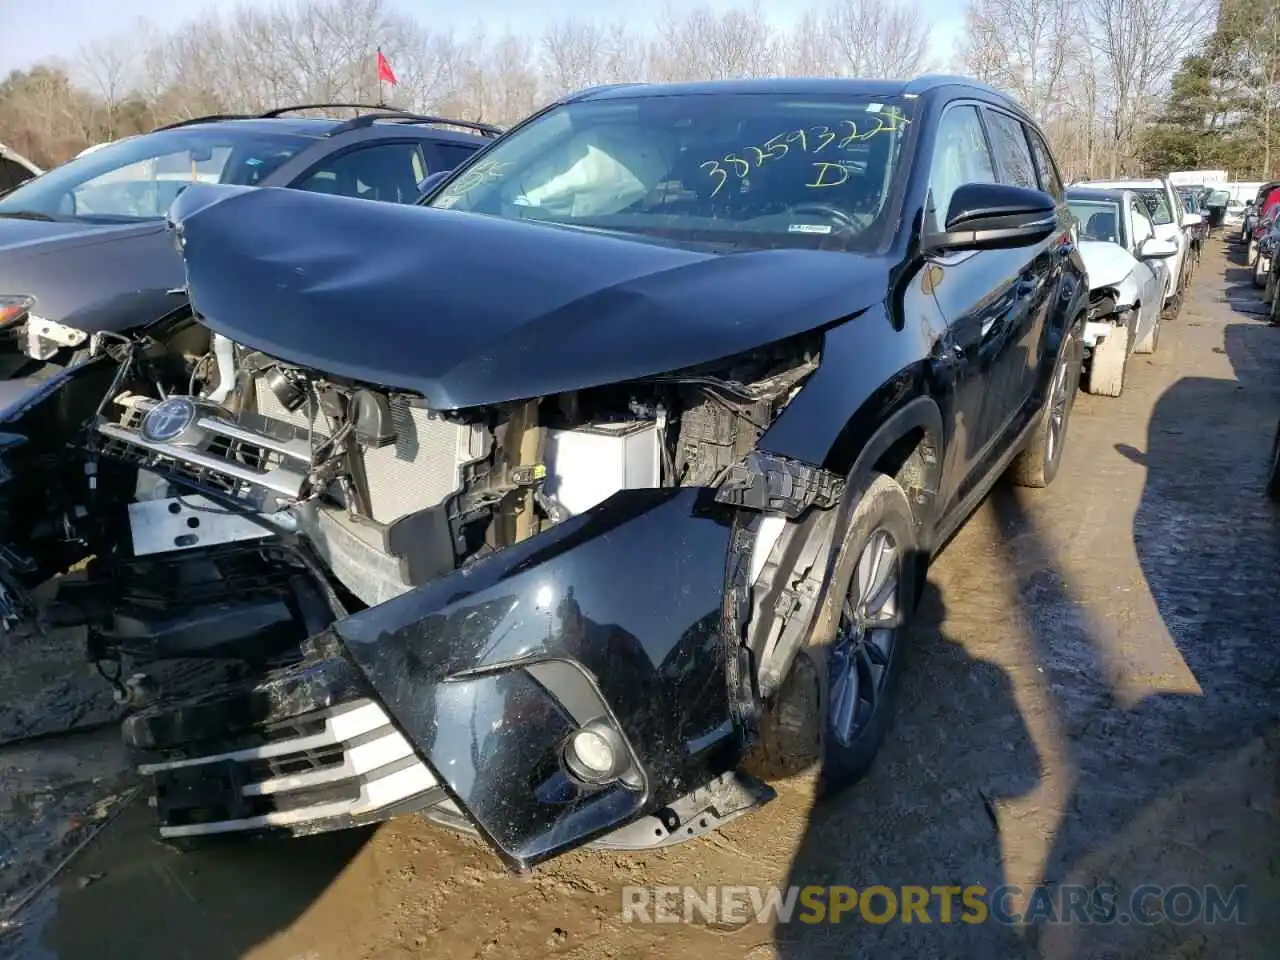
[700,110,909,195]
[437,159,513,202]
[807,162,851,188]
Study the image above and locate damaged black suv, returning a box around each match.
[0,76,1086,870]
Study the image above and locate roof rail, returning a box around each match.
[561,82,647,104]
[258,102,409,118]
[324,111,504,139]
[150,113,257,132]
[150,103,503,138]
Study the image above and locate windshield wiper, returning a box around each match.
[0,210,64,222]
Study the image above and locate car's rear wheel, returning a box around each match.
[747,474,920,795]
[1007,325,1081,489]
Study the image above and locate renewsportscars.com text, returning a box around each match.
[621,884,1247,926]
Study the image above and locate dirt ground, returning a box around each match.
[1,239,1278,960]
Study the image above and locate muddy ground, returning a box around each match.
[1,239,1278,960]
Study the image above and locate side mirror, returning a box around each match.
[415,170,449,202]
[1139,236,1178,259]
[926,182,1057,252]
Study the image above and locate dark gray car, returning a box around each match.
[0,105,498,382]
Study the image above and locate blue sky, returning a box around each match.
[0,0,967,77]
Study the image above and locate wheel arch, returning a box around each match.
[747,393,944,700]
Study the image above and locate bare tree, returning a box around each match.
[807,0,935,79]
[541,18,645,97]
[957,0,1074,117]
[1084,0,1212,175]
[651,1,780,81]
[1220,0,1280,177]
[77,27,143,136]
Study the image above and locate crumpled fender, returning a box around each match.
[1078,240,1140,307]
[334,487,741,869]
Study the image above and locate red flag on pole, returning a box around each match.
[376,49,398,86]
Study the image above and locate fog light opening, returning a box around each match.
[562,720,628,785]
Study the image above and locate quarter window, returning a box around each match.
[985,110,1037,189]
[928,105,996,230]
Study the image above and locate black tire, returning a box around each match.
[1267,421,1280,503]
[747,474,921,796]
[1133,310,1160,355]
[1007,324,1081,488]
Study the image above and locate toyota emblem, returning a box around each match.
[141,397,197,442]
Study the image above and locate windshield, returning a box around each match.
[424,94,915,251]
[1135,188,1173,225]
[1069,199,1124,245]
[0,128,310,222]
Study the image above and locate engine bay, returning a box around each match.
[0,310,822,685]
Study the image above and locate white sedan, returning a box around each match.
[1067,188,1179,397]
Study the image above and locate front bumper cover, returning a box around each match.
[132,488,758,868]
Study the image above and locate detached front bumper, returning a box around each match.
[132,487,771,868]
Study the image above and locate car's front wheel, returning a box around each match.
[1133,309,1160,355]
[748,473,920,795]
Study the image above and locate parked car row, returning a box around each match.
[1239,181,1280,293]
[1064,175,1202,398]
[0,78,1190,872]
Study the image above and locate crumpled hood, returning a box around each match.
[1078,240,1138,296]
[169,184,885,410]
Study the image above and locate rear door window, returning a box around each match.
[1026,129,1064,200]
[292,141,428,204]
[435,142,480,171]
[984,109,1038,190]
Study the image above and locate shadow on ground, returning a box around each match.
[10,812,373,960]
[772,581,1040,957]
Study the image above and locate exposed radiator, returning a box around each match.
[251,378,486,524]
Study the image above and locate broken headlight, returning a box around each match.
[0,294,33,330]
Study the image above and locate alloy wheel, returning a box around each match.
[828,529,904,746]
[1045,337,1073,465]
